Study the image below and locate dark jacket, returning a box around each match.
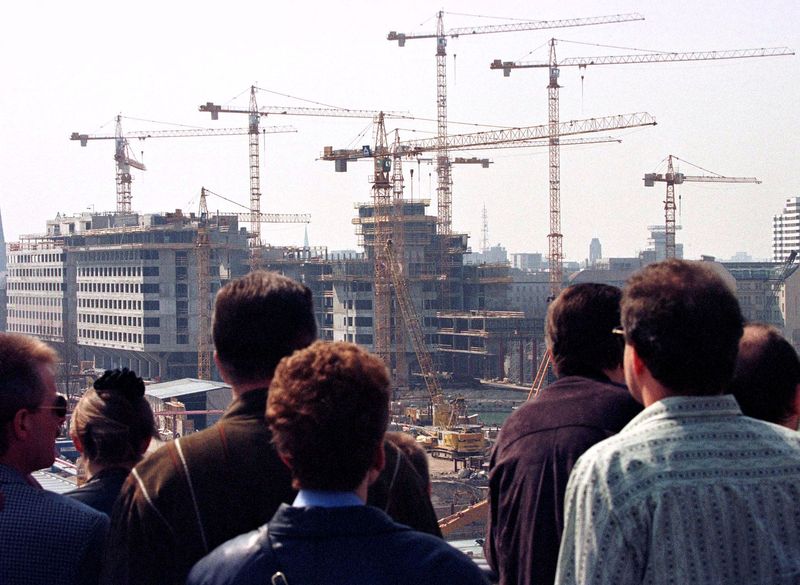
[65,467,130,517]
[103,388,295,585]
[485,375,642,585]
[367,439,442,537]
[188,504,488,585]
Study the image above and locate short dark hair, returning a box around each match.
[70,368,157,466]
[212,271,317,385]
[546,283,624,378]
[0,333,58,455]
[730,323,800,425]
[267,341,390,491]
[621,259,744,395]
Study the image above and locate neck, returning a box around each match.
[84,459,134,480]
[231,379,272,399]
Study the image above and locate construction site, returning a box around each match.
[2,9,796,540]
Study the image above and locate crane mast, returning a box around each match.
[196,188,211,380]
[492,44,793,295]
[372,114,393,365]
[547,39,562,299]
[643,154,761,258]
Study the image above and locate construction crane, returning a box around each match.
[324,112,655,162]
[644,155,760,258]
[71,115,295,214]
[388,12,643,312]
[388,11,644,238]
[492,44,794,298]
[199,86,405,252]
[196,188,211,380]
[324,111,654,391]
[324,113,654,449]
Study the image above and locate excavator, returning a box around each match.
[384,240,487,460]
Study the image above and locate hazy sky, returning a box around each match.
[1,1,797,262]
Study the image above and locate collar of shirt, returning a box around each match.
[293,489,364,508]
[623,394,742,432]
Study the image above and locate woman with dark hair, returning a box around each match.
[65,368,157,515]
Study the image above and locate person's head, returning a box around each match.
[730,323,800,429]
[546,283,624,379]
[70,368,157,471]
[267,341,390,492]
[212,270,317,387]
[385,431,431,490]
[621,259,744,401]
[0,333,62,473]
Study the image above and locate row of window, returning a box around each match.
[343,316,373,327]
[78,265,159,277]
[80,329,148,344]
[7,282,63,292]
[343,299,373,310]
[77,250,159,262]
[7,322,62,337]
[7,310,60,322]
[78,282,159,294]
[79,314,144,327]
[8,267,63,278]
[6,296,61,307]
[8,253,65,264]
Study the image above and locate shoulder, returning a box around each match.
[497,377,639,447]
[392,531,487,583]
[188,527,270,585]
[36,489,110,533]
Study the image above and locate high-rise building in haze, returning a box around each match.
[773,196,800,262]
[589,238,602,266]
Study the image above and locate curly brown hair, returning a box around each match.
[267,341,390,491]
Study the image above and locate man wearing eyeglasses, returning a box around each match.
[0,332,109,585]
[555,260,800,585]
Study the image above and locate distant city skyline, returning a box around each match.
[1,1,797,262]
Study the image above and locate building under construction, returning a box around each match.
[4,196,538,391]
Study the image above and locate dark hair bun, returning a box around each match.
[94,368,145,402]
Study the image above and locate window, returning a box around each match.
[144,317,160,328]
[144,334,161,345]
[143,300,160,311]
[142,283,159,294]
[142,266,159,277]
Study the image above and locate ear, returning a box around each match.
[278,452,293,471]
[71,432,85,455]
[214,352,232,385]
[11,409,32,442]
[629,344,647,376]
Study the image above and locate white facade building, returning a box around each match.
[773,196,800,262]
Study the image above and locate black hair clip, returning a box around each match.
[94,368,145,401]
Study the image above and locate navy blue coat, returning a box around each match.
[188,504,488,585]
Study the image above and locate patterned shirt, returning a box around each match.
[0,464,109,585]
[555,395,800,585]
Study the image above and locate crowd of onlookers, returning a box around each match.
[1,260,798,585]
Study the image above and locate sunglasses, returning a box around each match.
[36,394,68,418]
